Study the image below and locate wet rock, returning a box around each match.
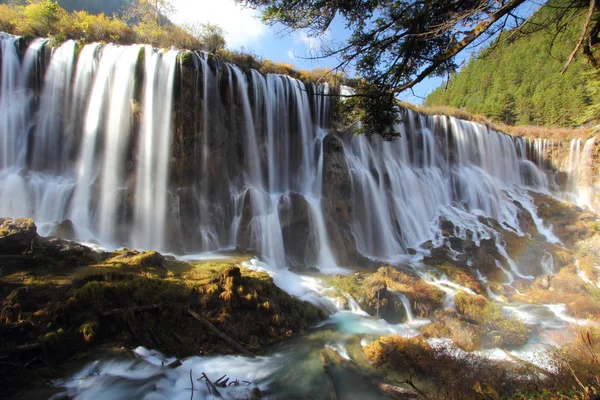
[463,239,476,252]
[48,219,77,241]
[0,218,37,254]
[448,237,464,251]
[440,218,455,237]
[407,248,417,255]
[420,240,433,250]
[533,274,552,290]
[277,192,315,267]
[37,237,100,267]
[430,245,452,260]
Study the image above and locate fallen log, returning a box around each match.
[501,349,550,377]
[322,347,420,399]
[320,351,339,400]
[376,383,420,399]
[101,303,171,317]
[167,359,182,369]
[201,372,223,398]
[0,342,42,355]
[187,309,255,358]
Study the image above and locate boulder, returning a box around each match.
[48,219,77,241]
[0,218,38,254]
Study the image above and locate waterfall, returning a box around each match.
[567,137,596,210]
[32,40,76,172]
[0,32,596,268]
[131,47,179,250]
[398,293,414,323]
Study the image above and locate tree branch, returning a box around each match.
[562,0,596,74]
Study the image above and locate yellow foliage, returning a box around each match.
[0,4,21,33]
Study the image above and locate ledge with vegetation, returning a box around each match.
[0,218,324,397]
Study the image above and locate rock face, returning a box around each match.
[47,219,77,241]
[321,134,370,266]
[0,218,99,274]
[0,218,37,254]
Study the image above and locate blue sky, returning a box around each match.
[170,0,514,104]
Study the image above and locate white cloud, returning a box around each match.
[170,0,266,49]
[286,49,296,60]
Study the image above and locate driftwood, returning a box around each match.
[501,349,550,377]
[101,303,171,317]
[201,372,223,398]
[320,351,340,400]
[190,369,194,400]
[0,342,42,355]
[167,359,182,369]
[376,383,420,399]
[187,309,255,358]
[322,347,421,399]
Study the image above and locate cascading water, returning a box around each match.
[131,47,179,250]
[0,31,596,269]
[1,32,599,400]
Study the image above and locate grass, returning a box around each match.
[454,291,530,348]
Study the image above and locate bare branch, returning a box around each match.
[562,0,597,73]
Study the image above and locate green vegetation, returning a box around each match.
[0,0,218,50]
[425,2,600,127]
[0,218,324,397]
[241,0,599,137]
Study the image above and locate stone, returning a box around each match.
[48,219,77,241]
[533,274,552,290]
[420,240,433,250]
[440,218,455,237]
[0,218,38,254]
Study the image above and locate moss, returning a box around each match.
[0,235,325,397]
[78,321,98,343]
[454,291,488,322]
[364,335,432,368]
[481,304,530,348]
[421,309,482,351]
[438,262,484,293]
[377,266,445,316]
[513,267,600,316]
[73,281,103,303]
[453,291,530,348]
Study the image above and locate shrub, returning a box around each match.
[0,4,21,33]
[15,0,66,37]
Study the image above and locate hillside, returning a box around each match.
[0,0,133,16]
[425,2,600,128]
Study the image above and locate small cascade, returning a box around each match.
[566,137,596,210]
[397,293,414,322]
[541,252,555,275]
[0,35,46,170]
